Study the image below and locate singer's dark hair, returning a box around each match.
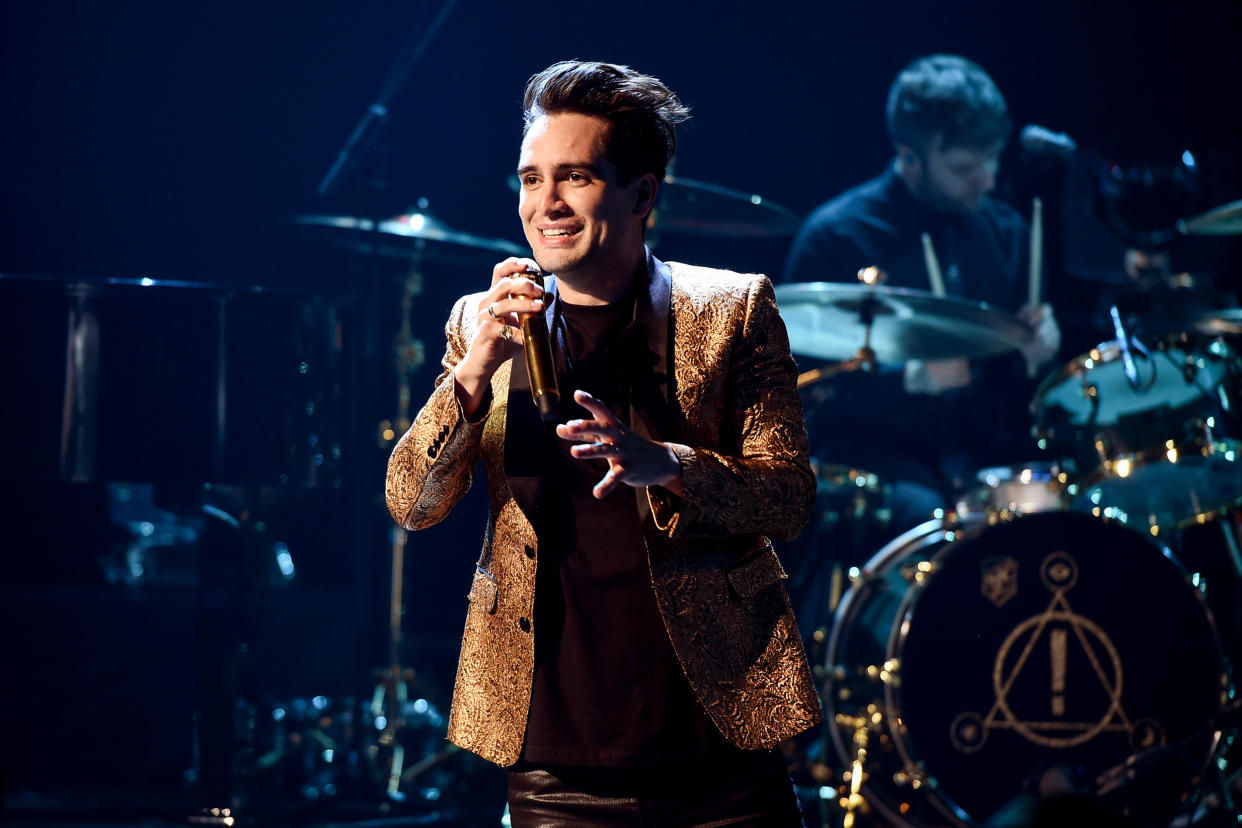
[522,60,691,184]
[886,55,1010,154]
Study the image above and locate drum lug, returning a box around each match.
[893,763,929,790]
[899,559,938,586]
[863,658,901,686]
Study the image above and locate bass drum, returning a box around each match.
[825,511,1229,827]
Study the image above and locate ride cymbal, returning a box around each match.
[776,282,1032,363]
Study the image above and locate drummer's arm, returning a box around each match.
[904,358,972,394]
[905,303,1061,394]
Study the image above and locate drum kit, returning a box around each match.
[289,186,1242,822]
[776,201,1242,826]
[288,180,1242,824]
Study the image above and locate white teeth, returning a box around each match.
[542,228,574,237]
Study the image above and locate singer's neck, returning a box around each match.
[554,249,645,307]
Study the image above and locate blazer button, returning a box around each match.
[524,545,535,559]
[442,424,450,436]
[427,445,437,458]
[519,617,531,633]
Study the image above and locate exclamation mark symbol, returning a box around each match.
[1051,628,1067,716]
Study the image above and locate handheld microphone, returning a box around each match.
[516,264,560,421]
[1020,124,1078,158]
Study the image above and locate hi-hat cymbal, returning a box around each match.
[650,176,801,238]
[1177,199,1242,235]
[775,282,1033,363]
[293,213,526,263]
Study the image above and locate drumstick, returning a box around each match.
[921,232,946,296]
[1026,197,1045,379]
[1029,196,1043,308]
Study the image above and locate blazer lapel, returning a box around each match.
[628,250,673,522]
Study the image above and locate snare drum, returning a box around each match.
[825,511,1228,827]
[955,462,1069,519]
[1035,338,1242,532]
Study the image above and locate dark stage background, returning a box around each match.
[1,0,1239,823]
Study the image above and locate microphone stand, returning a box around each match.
[315,0,459,198]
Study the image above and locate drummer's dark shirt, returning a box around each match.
[782,165,1034,491]
[519,291,727,770]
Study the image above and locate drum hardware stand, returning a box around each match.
[797,268,887,390]
[400,742,460,785]
[1096,698,1242,821]
[797,347,877,389]
[825,656,910,828]
[310,1,461,807]
[378,248,428,449]
[370,524,418,799]
[832,687,927,828]
[834,705,880,828]
[366,239,437,800]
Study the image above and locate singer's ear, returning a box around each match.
[633,173,659,219]
[895,144,919,170]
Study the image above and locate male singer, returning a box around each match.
[782,54,1062,527]
[386,60,820,824]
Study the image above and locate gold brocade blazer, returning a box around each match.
[386,251,823,767]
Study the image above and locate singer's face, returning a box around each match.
[913,140,1001,215]
[517,112,651,285]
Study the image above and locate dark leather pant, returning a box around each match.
[506,748,805,827]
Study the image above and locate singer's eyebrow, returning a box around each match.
[516,162,606,177]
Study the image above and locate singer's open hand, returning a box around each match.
[454,258,545,418]
[556,390,683,499]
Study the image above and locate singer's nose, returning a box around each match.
[538,180,568,216]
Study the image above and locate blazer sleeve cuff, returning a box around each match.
[647,442,698,536]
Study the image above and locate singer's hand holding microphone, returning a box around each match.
[454,258,547,420]
[454,257,683,499]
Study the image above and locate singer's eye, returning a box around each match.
[521,174,540,187]
[568,172,589,183]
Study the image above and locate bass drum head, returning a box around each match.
[828,512,1228,827]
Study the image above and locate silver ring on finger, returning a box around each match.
[487,303,499,320]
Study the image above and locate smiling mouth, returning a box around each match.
[540,227,580,239]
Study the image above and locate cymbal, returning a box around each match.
[293,213,526,263]
[775,282,1033,363]
[1177,199,1242,235]
[650,176,801,238]
[0,272,328,297]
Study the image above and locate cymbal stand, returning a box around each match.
[370,247,430,800]
[796,293,880,389]
[370,526,415,798]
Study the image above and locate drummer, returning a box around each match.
[782,54,1062,529]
